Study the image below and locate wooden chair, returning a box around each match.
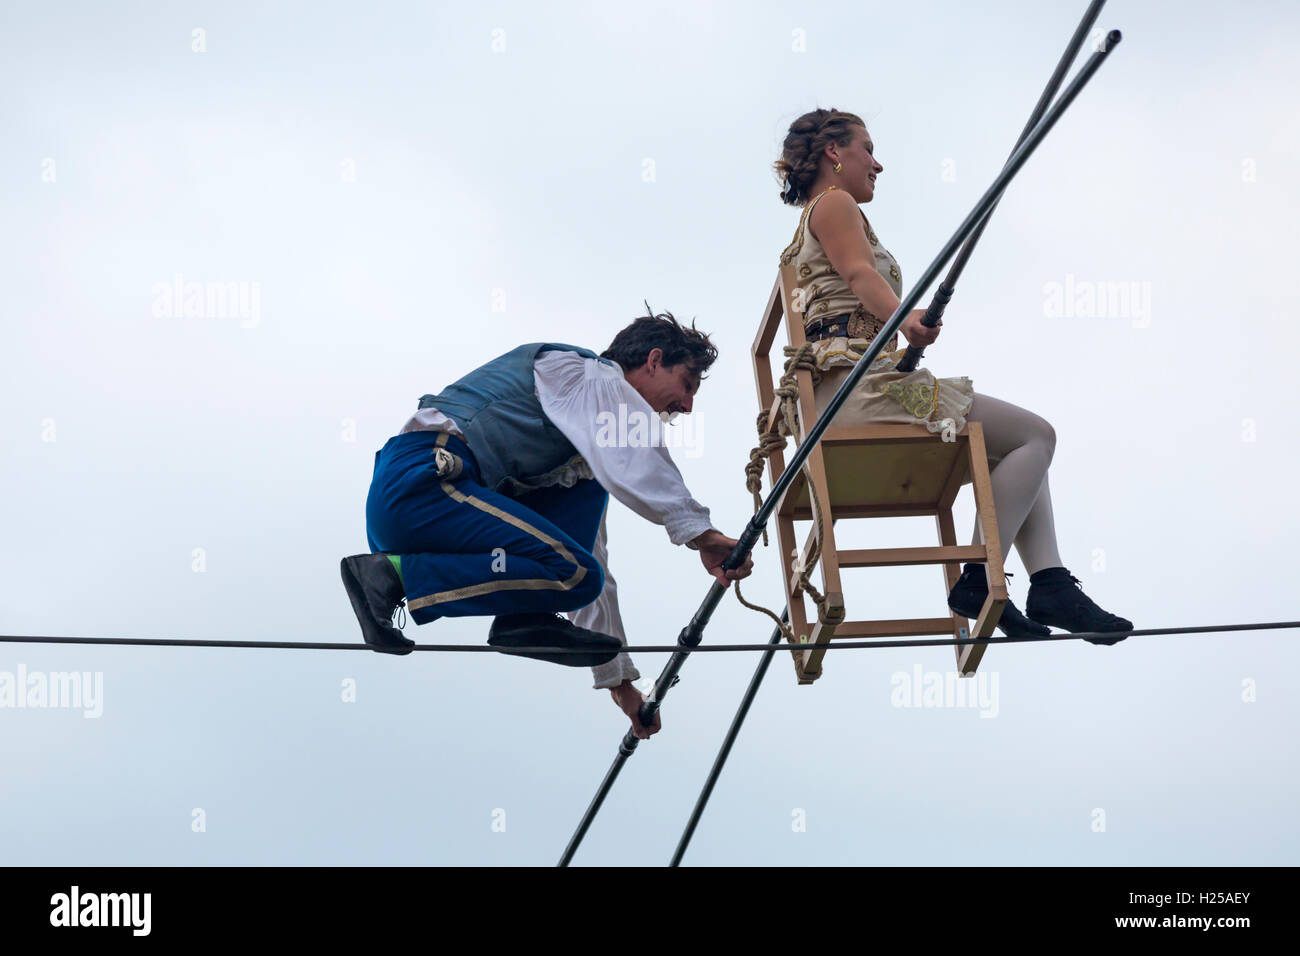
[751,266,1007,684]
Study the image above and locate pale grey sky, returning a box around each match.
[2,0,1297,865]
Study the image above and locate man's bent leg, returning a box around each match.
[513,477,609,557]
[366,433,605,626]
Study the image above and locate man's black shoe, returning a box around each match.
[1026,567,1133,645]
[340,554,415,655]
[947,563,1051,639]
[488,611,622,667]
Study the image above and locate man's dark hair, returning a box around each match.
[601,303,718,377]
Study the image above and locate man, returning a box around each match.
[340,307,754,740]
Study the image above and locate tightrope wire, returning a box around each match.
[2,620,1296,654]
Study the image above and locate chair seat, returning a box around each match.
[780,425,969,517]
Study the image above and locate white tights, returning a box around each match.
[965,392,1063,575]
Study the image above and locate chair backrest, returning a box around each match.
[777,263,808,351]
[756,266,968,513]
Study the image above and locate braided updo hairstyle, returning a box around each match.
[774,108,867,206]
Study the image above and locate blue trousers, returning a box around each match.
[365,431,609,626]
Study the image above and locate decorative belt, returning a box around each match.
[803,313,857,342]
[804,311,899,345]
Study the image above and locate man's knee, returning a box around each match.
[553,552,605,610]
[572,551,605,601]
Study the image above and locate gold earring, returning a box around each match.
[833,161,843,173]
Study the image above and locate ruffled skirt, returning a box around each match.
[778,335,976,437]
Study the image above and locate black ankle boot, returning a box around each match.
[947,563,1050,639]
[488,611,622,667]
[340,554,415,655]
[1026,567,1133,645]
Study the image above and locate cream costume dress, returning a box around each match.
[779,185,975,434]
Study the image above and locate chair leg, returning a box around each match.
[798,447,844,682]
[963,422,1006,675]
[801,591,844,682]
[935,506,971,670]
[775,513,812,682]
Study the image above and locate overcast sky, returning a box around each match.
[2,0,1297,866]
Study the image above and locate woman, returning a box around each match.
[774,107,1131,644]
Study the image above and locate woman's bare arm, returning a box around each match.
[808,189,940,349]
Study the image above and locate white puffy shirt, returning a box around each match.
[400,349,716,689]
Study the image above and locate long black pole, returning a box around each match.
[668,615,787,867]
[895,0,1109,373]
[557,29,1122,867]
[669,1,1112,866]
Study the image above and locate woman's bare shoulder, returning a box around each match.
[808,187,865,241]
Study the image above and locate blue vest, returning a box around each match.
[419,342,617,496]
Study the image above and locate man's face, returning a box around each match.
[625,348,701,417]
